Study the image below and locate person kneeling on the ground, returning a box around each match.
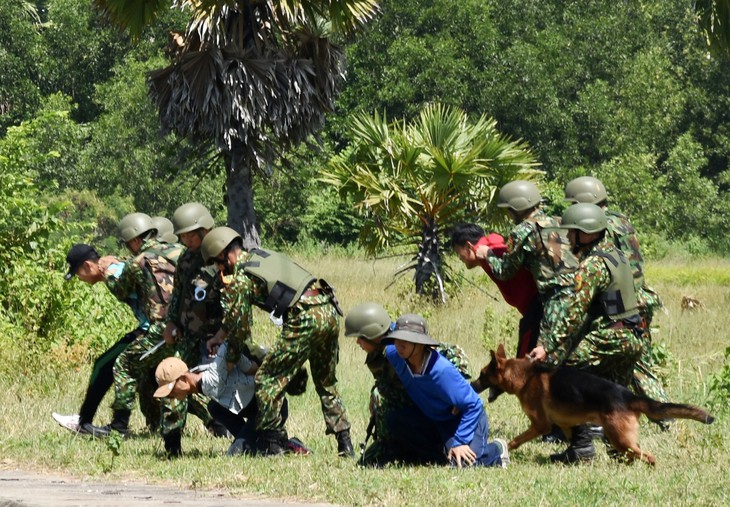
[381,314,509,469]
[153,347,305,456]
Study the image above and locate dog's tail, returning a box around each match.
[629,397,715,424]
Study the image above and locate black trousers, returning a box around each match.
[78,329,141,425]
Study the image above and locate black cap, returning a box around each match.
[65,244,100,280]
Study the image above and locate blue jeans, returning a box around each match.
[386,405,503,467]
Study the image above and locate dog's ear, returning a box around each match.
[496,343,506,358]
[489,349,497,362]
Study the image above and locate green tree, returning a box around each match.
[323,104,540,302]
[0,0,44,133]
[93,0,380,248]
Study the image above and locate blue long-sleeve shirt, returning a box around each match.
[385,344,484,447]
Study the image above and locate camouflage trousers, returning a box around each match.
[159,336,214,436]
[112,324,174,414]
[255,297,350,435]
[538,287,573,342]
[631,284,669,402]
[112,325,212,434]
[563,326,644,386]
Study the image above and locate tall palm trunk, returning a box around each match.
[414,216,446,304]
[225,139,260,249]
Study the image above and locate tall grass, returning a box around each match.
[0,254,727,506]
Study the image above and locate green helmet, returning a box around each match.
[200,226,241,263]
[118,213,155,242]
[496,180,542,211]
[172,202,215,235]
[152,216,178,243]
[345,302,392,340]
[564,176,607,204]
[561,203,608,233]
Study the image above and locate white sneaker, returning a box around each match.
[494,438,510,469]
[52,412,80,432]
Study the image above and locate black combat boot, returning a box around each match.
[163,428,182,458]
[336,429,355,458]
[77,422,112,438]
[109,409,131,435]
[549,425,596,464]
[81,409,131,439]
[256,429,288,456]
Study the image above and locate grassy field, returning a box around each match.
[0,254,728,506]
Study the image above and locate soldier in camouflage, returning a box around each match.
[565,176,670,428]
[201,226,354,457]
[344,302,472,466]
[88,213,183,437]
[476,181,580,341]
[156,202,226,457]
[530,203,645,464]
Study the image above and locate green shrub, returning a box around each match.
[708,346,730,412]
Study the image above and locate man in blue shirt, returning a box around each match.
[382,314,509,468]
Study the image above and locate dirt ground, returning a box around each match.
[0,469,334,507]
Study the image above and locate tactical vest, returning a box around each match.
[528,215,580,287]
[239,248,316,317]
[592,248,640,322]
[605,210,645,289]
[134,241,180,320]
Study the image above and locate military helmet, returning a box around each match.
[152,216,178,243]
[200,226,241,263]
[561,203,608,234]
[496,180,542,211]
[564,176,608,204]
[118,213,156,242]
[172,202,215,235]
[344,302,392,340]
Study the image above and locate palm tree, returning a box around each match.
[322,103,541,303]
[93,0,379,247]
[697,0,730,58]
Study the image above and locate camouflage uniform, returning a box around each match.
[361,343,470,465]
[605,209,668,401]
[539,239,644,386]
[158,249,224,435]
[485,208,580,339]
[221,250,350,436]
[110,239,182,416]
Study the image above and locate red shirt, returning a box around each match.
[477,233,538,316]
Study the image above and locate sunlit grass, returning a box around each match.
[0,254,727,506]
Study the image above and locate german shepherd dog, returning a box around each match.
[472,344,715,465]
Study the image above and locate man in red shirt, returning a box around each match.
[451,223,542,359]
